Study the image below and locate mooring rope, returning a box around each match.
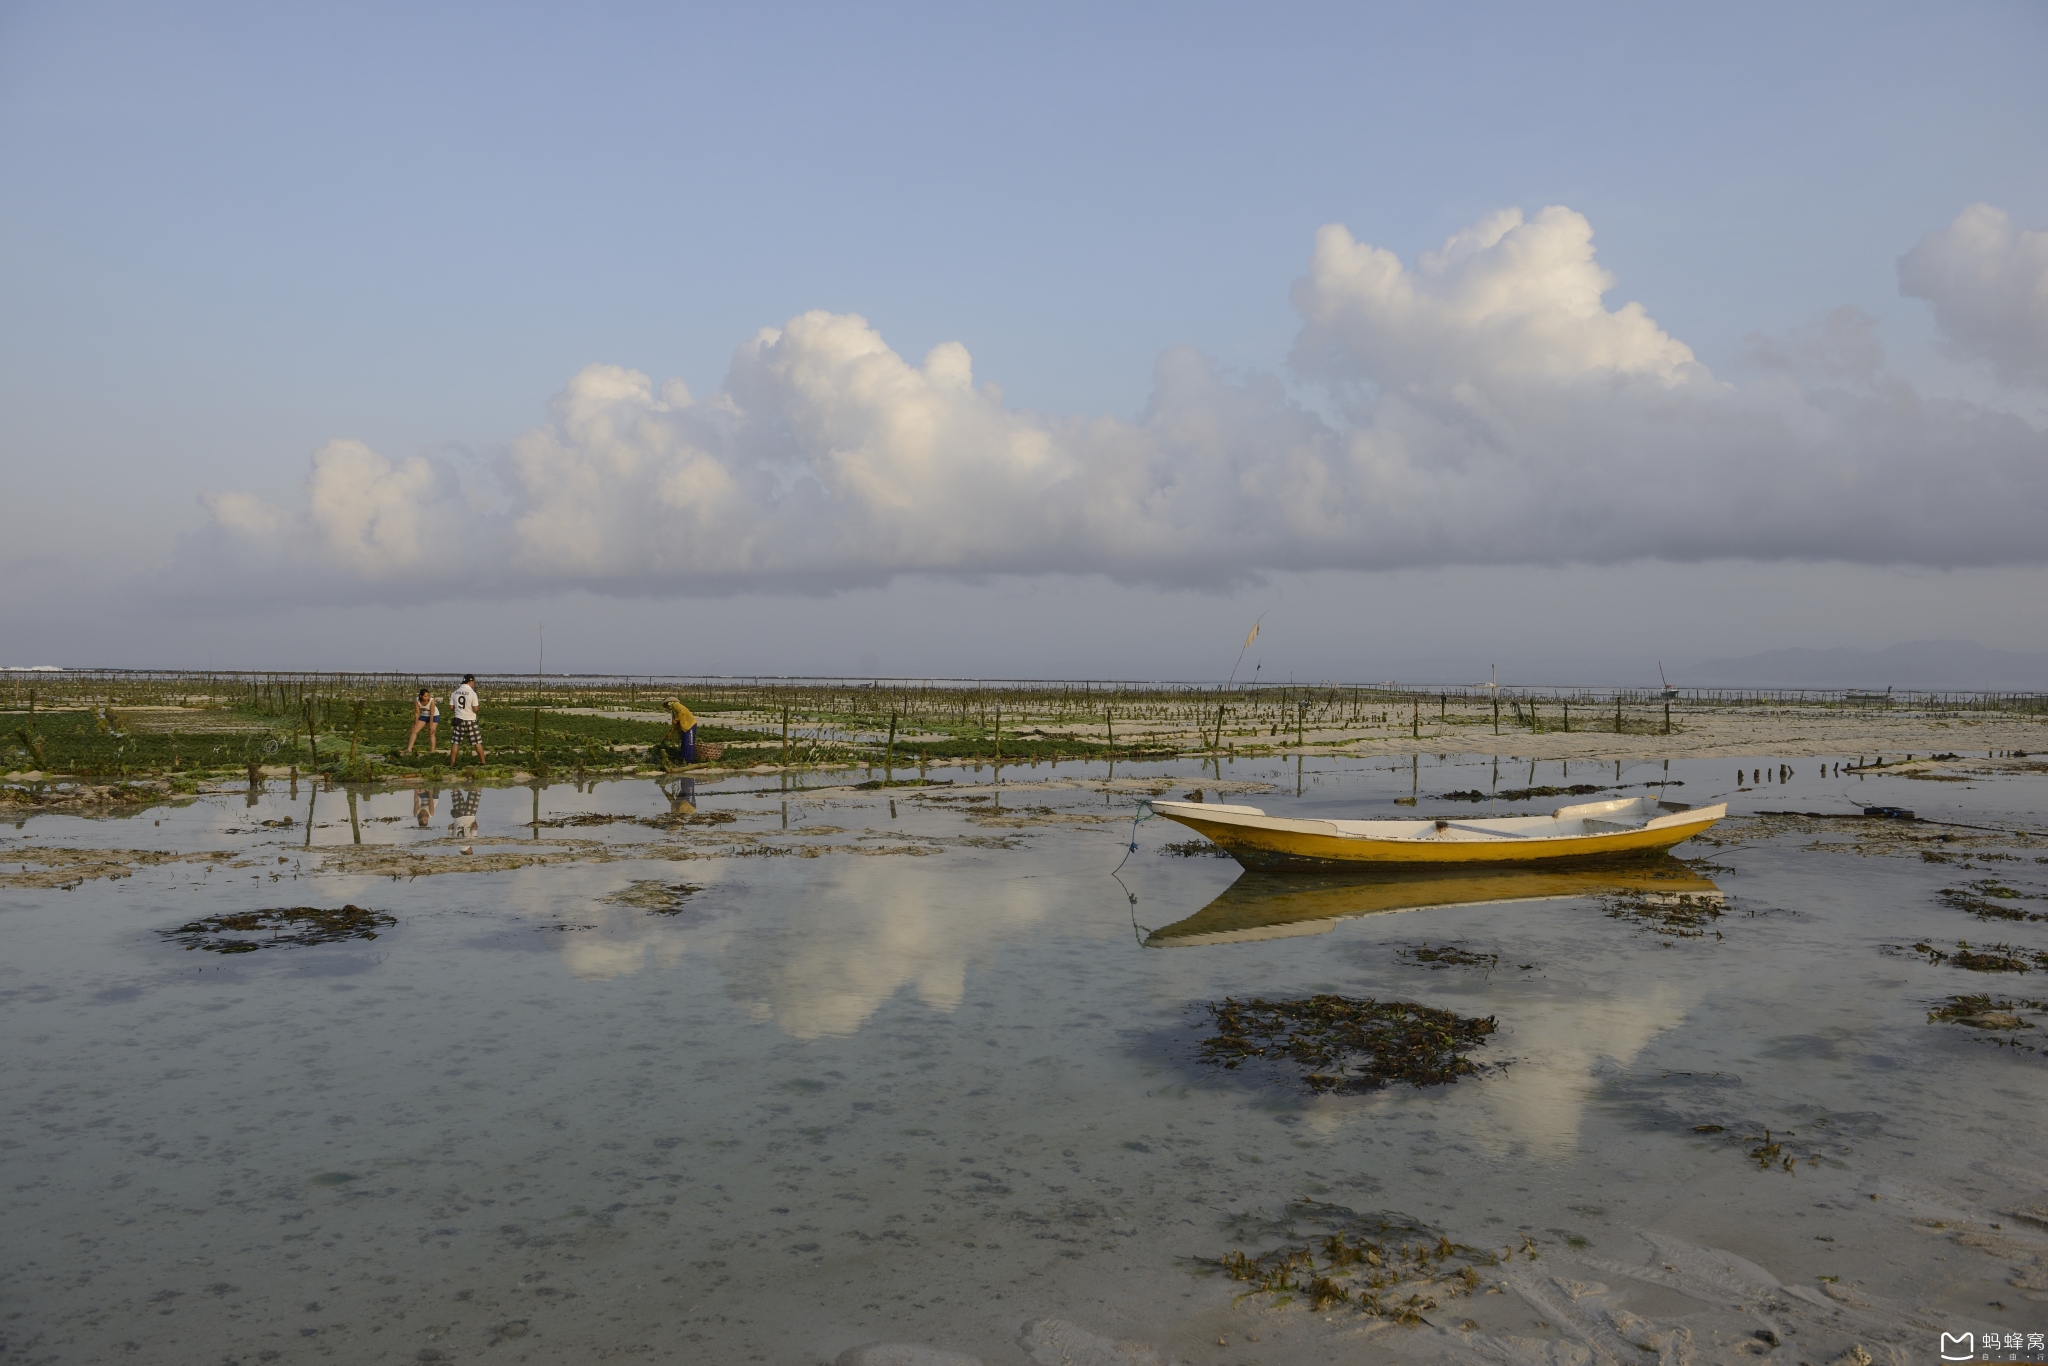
[1111,798,1156,875]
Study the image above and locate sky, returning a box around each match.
[2,1,2046,684]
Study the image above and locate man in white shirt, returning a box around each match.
[449,674,486,768]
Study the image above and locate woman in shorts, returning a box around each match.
[403,688,439,755]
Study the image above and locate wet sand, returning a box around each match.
[1,750,2045,1365]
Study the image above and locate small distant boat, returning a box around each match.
[1148,795,1727,872]
[1657,661,1680,701]
[1844,686,1893,704]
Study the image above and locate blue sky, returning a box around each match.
[3,2,2045,679]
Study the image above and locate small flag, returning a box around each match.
[1244,622,1261,649]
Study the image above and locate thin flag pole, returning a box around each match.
[1224,614,1265,690]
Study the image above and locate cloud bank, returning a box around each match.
[195,204,2048,601]
[1899,203,2048,387]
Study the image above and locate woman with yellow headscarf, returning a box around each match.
[664,698,697,764]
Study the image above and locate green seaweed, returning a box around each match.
[1601,891,1726,939]
[1894,939,2048,972]
[1928,993,2041,1028]
[1396,942,1500,970]
[1197,994,1497,1092]
[1929,992,2045,1055]
[1157,839,1235,858]
[161,904,395,953]
[602,881,705,915]
[1438,784,1606,803]
[535,810,736,829]
[1202,1199,1516,1323]
[1747,1129,1791,1171]
[1941,881,2048,924]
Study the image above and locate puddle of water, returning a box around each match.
[1,754,2045,1364]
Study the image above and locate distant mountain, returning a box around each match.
[1678,640,2048,691]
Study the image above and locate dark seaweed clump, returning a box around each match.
[535,810,736,829]
[1602,892,1725,939]
[1741,1129,1807,1173]
[1896,939,2048,973]
[1928,994,2041,1029]
[640,810,737,829]
[1158,839,1234,858]
[603,881,706,915]
[1928,994,2045,1054]
[1204,1198,1526,1322]
[1197,995,1496,1092]
[1396,942,1499,970]
[1683,1121,1830,1174]
[1438,784,1605,803]
[161,905,394,953]
[1941,881,2048,924]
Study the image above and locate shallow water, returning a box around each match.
[3,754,2046,1365]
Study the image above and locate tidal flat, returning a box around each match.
[2,752,2045,1365]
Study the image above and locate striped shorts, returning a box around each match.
[451,717,481,745]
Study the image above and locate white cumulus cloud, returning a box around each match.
[1291,206,1706,390]
[1899,203,2048,387]
[189,205,2048,603]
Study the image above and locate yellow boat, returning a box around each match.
[1147,794,1726,871]
[1143,860,1724,948]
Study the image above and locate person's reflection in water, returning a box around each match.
[665,777,697,816]
[449,787,481,839]
[413,787,438,829]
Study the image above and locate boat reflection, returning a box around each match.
[1143,858,1722,947]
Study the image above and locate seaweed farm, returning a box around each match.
[6,669,2047,799]
[2,740,2047,1364]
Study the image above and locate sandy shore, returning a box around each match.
[890,703,2048,764]
[1284,703,2047,762]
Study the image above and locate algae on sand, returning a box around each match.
[534,810,736,829]
[1928,993,2044,1030]
[1196,994,1497,1093]
[1438,783,1607,803]
[0,845,248,889]
[1602,890,1727,939]
[1892,939,2048,972]
[1927,992,2047,1054]
[601,880,705,914]
[1941,881,2048,923]
[160,904,395,953]
[1157,838,1235,858]
[1202,1198,1514,1322]
[1395,942,1500,970]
